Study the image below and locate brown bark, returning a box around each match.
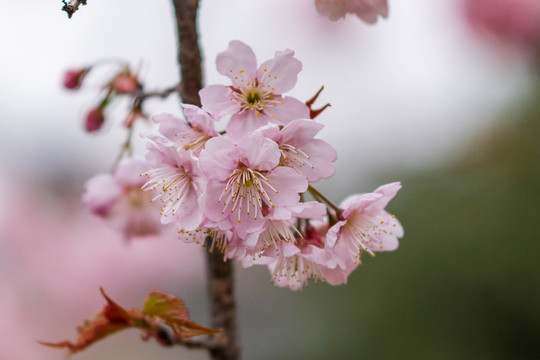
[170,1,240,359]
[171,0,203,107]
[205,251,240,360]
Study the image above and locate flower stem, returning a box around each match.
[308,185,342,216]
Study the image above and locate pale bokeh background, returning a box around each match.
[1,0,538,359]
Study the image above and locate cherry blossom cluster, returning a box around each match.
[83,40,403,290]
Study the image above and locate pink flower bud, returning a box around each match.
[85,108,105,132]
[63,69,88,90]
[111,74,139,94]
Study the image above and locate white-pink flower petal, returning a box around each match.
[216,40,257,86]
[257,49,302,94]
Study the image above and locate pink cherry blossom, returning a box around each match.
[268,223,349,290]
[327,182,403,265]
[315,0,389,23]
[199,132,308,234]
[199,40,309,138]
[237,201,327,261]
[150,104,219,156]
[177,219,232,254]
[263,119,337,182]
[82,157,162,240]
[142,140,205,230]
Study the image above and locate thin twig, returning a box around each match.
[308,185,342,216]
[111,126,134,171]
[61,0,87,19]
[136,84,180,102]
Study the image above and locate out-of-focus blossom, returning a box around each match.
[63,68,89,90]
[464,0,540,51]
[315,0,389,23]
[82,157,162,240]
[84,107,105,132]
[327,182,403,264]
[0,177,204,359]
[199,40,309,139]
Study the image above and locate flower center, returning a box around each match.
[142,166,192,219]
[246,89,261,105]
[228,84,281,115]
[342,213,397,261]
[218,167,278,223]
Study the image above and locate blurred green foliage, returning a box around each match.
[240,81,540,360]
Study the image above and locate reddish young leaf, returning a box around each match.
[142,290,221,339]
[100,287,135,324]
[142,290,190,323]
[39,288,134,354]
[39,312,130,354]
[40,288,220,354]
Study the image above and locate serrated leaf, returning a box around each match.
[39,312,130,354]
[142,290,190,323]
[39,288,134,354]
[142,290,221,339]
[41,288,221,354]
[100,287,135,324]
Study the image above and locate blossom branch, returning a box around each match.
[308,185,342,216]
[171,0,203,106]
[135,85,180,102]
[61,0,87,19]
[170,0,240,359]
[111,126,134,170]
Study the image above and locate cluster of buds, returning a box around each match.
[118,40,403,290]
[63,63,145,132]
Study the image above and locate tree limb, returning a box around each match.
[170,1,241,358]
[61,0,87,19]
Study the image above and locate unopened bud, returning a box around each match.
[63,68,89,90]
[111,74,140,94]
[85,108,105,132]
